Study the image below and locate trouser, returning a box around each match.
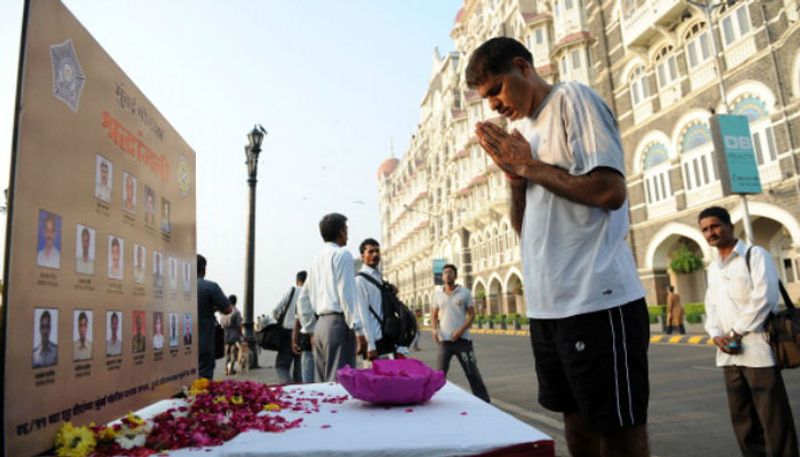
[275,329,301,384]
[724,365,798,457]
[313,314,356,382]
[301,350,315,383]
[436,338,490,403]
[666,324,686,334]
[198,327,215,380]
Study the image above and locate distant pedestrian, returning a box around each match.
[219,295,243,376]
[292,288,316,383]
[665,286,685,335]
[298,213,367,382]
[699,206,797,456]
[432,264,490,403]
[197,254,232,380]
[272,271,305,384]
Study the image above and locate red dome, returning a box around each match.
[377,158,399,180]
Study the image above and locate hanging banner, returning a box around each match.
[2,1,197,455]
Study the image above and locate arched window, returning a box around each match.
[684,22,712,70]
[719,3,751,48]
[732,94,779,183]
[642,142,672,205]
[679,121,716,191]
[654,45,679,89]
[628,65,650,107]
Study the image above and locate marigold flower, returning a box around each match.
[54,422,96,457]
[263,403,281,412]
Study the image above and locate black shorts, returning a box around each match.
[530,298,649,431]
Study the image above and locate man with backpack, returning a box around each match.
[355,238,409,361]
[699,206,797,456]
[432,263,490,403]
[271,271,306,384]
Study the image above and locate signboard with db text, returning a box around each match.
[710,114,762,195]
[432,259,446,286]
[2,1,197,455]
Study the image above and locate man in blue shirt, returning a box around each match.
[197,254,232,379]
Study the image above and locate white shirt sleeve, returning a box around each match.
[733,247,779,335]
[355,276,378,352]
[335,250,361,332]
[298,281,316,334]
[272,289,290,321]
[704,267,723,339]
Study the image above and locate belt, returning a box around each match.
[317,312,344,317]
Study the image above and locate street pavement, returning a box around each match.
[216,332,800,457]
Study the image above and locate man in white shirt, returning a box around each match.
[133,244,146,284]
[468,37,649,456]
[75,226,94,275]
[432,264,490,403]
[33,310,58,368]
[95,158,112,203]
[106,312,122,356]
[272,271,306,384]
[37,213,60,269]
[699,206,797,456]
[298,213,366,382]
[355,238,404,360]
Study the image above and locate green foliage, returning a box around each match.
[474,289,487,300]
[684,302,705,323]
[669,245,704,275]
[648,305,665,324]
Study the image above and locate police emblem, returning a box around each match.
[49,39,85,113]
[177,156,191,197]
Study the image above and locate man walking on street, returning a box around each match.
[666,286,685,335]
[220,295,243,376]
[272,271,306,384]
[468,37,649,456]
[197,254,232,380]
[699,206,797,456]
[432,264,490,403]
[298,213,367,382]
[356,238,402,361]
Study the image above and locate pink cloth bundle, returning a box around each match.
[337,358,446,405]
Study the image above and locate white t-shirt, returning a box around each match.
[515,81,644,319]
[433,285,473,341]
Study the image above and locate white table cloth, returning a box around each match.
[129,381,553,457]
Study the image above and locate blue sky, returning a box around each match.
[0,0,461,315]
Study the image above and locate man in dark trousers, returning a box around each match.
[197,254,232,379]
[272,271,306,384]
[432,264,490,403]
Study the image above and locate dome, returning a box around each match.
[377,158,399,180]
[454,7,464,24]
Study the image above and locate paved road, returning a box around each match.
[227,332,800,457]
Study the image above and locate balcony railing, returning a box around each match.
[621,0,686,48]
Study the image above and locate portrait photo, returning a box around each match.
[36,209,61,270]
[33,308,58,368]
[153,250,164,288]
[132,310,146,353]
[75,224,95,276]
[94,154,113,203]
[122,171,137,214]
[144,185,155,225]
[161,198,171,234]
[106,311,122,356]
[73,310,93,361]
[168,256,178,290]
[152,312,164,350]
[133,243,146,284]
[183,313,192,345]
[168,312,179,347]
[182,260,192,293]
[107,235,124,280]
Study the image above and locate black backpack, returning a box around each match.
[357,273,418,347]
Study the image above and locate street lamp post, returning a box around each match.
[243,124,266,368]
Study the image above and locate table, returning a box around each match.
[132,381,554,457]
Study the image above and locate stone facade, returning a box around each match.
[378,0,800,314]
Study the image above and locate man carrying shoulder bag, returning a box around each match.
[699,206,797,456]
[270,271,306,384]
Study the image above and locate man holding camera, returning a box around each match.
[699,206,797,456]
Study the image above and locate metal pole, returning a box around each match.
[243,167,258,367]
[741,194,754,243]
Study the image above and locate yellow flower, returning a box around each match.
[213,395,228,404]
[188,378,211,396]
[126,413,146,428]
[54,422,96,457]
[96,426,117,442]
[231,395,244,405]
[263,403,281,412]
